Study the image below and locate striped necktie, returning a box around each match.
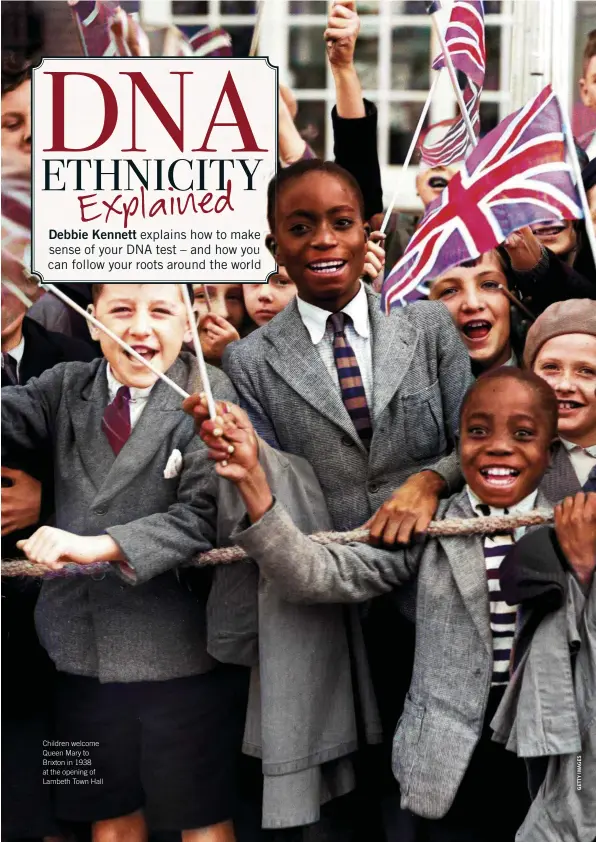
[478,504,517,686]
[584,465,596,492]
[329,312,372,447]
[102,386,131,456]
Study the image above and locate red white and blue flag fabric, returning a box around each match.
[431,0,486,87]
[420,80,481,167]
[382,86,583,312]
[70,1,232,58]
[421,1,485,167]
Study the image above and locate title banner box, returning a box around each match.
[32,57,277,284]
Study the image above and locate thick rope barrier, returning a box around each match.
[1,510,553,579]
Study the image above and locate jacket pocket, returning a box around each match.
[402,380,446,461]
[392,696,425,795]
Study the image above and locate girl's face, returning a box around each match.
[192,284,245,330]
[529,220,576,258]
[243,270,297,326]
[533,333,596,447]
[272,171,367,310]
[429,252,511,372]
[1,79,31,167]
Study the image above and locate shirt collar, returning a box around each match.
[296,282,370,345]
[106,364,154,403]
[7,336,25,365]
[559,437,596,458]
[466,485,538,517]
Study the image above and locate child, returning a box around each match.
[2,283,243,842]
[189,367,578,842]
[192,282,247,366]
[242,270,297,327]
[428,250,516,374]
[578,29,596,159]
[524,298,596,500]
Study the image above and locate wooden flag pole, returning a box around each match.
[560,100,596,269]
[249,0,266,57]
[429,11,478,149]
[2,280,34,309]
[380,75,439,234]
[180,284,217,420]
[40,283,190,400]
[68,2,90,57]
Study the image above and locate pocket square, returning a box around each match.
[164,449,183,479]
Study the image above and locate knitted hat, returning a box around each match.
[523,299,596,368]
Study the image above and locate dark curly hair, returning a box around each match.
[2,52,34,98]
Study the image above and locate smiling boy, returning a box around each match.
[1,283,243,842]
[188,367,579,842]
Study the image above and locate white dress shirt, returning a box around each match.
[466,486,539,541]
[106,365,154,430]
[559,438,596,487]
[6,336,25,381]
[296,282,374,411]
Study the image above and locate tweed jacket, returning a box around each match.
[539,440,582,503]
[1,353,237,683]
[491,529,596,842]
[208,441,380,828]
[231,486,553,821]
[223,287,473,532]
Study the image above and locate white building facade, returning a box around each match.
[140,0,596,210]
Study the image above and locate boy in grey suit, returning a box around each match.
[2,284,243,842]
[222,159,473,838]
[192,367,595,842]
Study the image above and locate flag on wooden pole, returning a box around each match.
[382,86,583,311]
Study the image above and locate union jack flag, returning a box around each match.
[382,86,583,313]
[431,0,486,87]
[420,80,481,167]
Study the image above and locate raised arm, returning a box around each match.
[184,396,421,603]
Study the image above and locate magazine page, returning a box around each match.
[2,3,596,842]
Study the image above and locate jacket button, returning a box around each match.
[95,505,108,515]
[368,481,380,494]
[341,435,354,447]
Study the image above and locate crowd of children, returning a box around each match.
[2,3,596,842]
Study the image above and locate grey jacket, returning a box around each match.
[207,441,380,828]
[232,487,553,821]
[491,554,596,840]
[539,440,582,504]
[223,288,473,532]
[1,354,237,682]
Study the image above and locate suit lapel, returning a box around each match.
[91,357,189,505]
[440,491,493,655]
[367,289,417,420]
[265,301,366,448]
[68,360,117,491]
[540,441,581,502]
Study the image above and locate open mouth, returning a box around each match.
[530,223,566,238]
[480,466,520,487]
[428,176,449,190]
[306,259,347,275]
[558,399,584,411]
[461,320,492,341]
[126,344,158,363]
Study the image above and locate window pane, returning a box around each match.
[221,1,257,13]
[389,101,430,165]
[289,27,326,88]
[391,27,431,91]
[294,100,326,159]
[289,1,327,13]
[172,2,208,14]
[479,102,499,137]
[224,25,254,57]
[484,25,501,91]
[354,34,379,89]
